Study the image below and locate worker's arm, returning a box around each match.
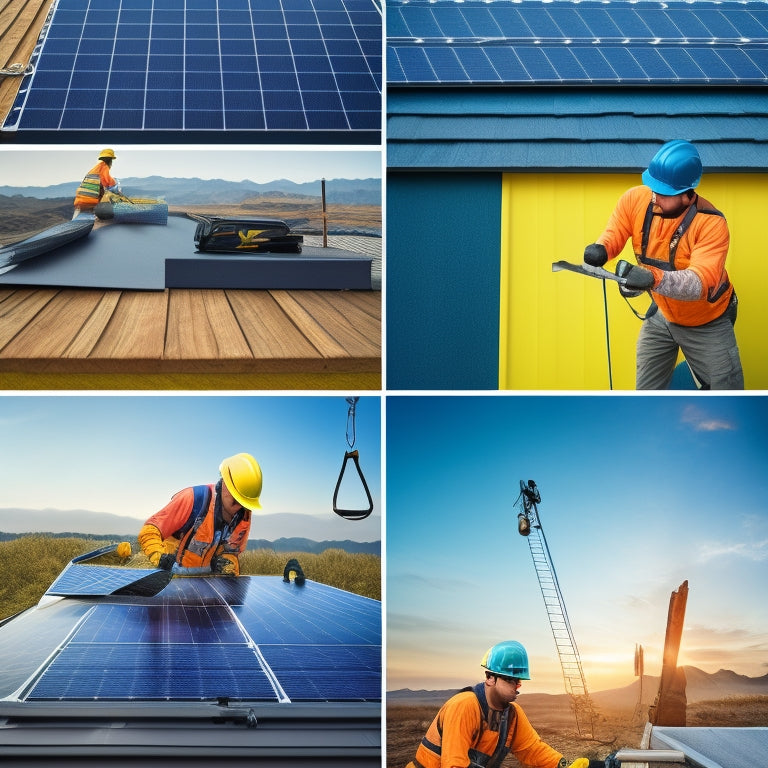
[139,488,197,567]
[593,187,644,261]
[508,703,564,768]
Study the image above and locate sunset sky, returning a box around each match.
[386,395,768,695]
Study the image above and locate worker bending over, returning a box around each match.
[584,139,743,389]
[405,641,604,768]
[139,453,262,576]
[73,148,122,217]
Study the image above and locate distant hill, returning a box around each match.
[247,537,379,555]
[0,531,379,556]
[389,666,768,707]
[0,506,380,552]
[0,176,381,206]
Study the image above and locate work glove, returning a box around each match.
[116,541,132,558]
[211,555,237,575]
[153,553,176,570]
[565,760,608,768]
[621,263,655,291]
[583,243,608,267]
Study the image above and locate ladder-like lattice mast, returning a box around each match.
[517,480,596,738]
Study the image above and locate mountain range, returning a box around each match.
[0,176,381,206]
[388,666,768,707]
[0,507,380,553]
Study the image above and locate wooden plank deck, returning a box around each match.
[0,286,381,389]
[0,0,54,125]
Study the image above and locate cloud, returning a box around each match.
[680,405,736,432]
[697,538,768,563]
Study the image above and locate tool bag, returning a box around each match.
[193,216,303,254]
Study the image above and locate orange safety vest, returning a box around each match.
[144,484,251,569]
[73,161,117,208]
[406,683,562,768]
[597,186,734,327]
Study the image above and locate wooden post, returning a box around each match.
[648,580,688,726]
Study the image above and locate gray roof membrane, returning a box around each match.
[0,215,373,290]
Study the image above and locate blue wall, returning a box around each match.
[386,172,501,389]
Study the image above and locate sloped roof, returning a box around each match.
[388,88,768,170]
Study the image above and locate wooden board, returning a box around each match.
[0,287,381,386]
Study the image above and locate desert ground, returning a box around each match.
[387,696,768,767]
[0,194,381,245]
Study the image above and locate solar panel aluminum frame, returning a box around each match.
[0,699,381,765]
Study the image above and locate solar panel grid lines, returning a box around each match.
[386,0,768,85]
[3,0,382,138]
[13,572,381,704]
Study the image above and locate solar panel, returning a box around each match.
[3,0,382,141]
[387,0,768,86]
[46,563,164,595]
[13,569,380,704]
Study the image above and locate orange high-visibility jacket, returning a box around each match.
[406,684,563,768]
[597,186,733,327]
[142,485,251,571]
[73,160,117,208]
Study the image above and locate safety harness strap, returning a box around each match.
[173,484,212,564]
[640,200,699,271]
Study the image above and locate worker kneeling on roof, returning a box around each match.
[138,453,262,576]
[405,641,604,768]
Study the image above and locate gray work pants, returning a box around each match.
[636,300,744,390]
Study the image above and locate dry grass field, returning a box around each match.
[0,536,381,619]
[387,696,768,767]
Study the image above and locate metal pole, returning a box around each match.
[322,177,328,248]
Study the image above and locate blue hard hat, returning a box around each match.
[481,640,531,680]
[642,140,702,195]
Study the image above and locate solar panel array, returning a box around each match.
[387,0,768,85]
[3,0,382,137]
[23,574,381,703]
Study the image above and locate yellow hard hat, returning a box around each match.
[99,148,116,159]
[220,453,262,510]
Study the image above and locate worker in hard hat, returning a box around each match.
[138,453,262,576]
[583,139,743,390]
[405,641,603,768]
[73,148,122,217]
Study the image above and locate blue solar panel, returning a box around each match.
[15,567,380,704]
[387,0,768,85]
[3,0,382,140]
[46,563,163,595]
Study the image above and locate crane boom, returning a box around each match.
[517,479,596,738]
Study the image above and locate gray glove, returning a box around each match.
[583,243,608,267]
[622,264,655,291]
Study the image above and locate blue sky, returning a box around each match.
[0,394,381,541]
[0,146,381,186]
[386,395,768,694]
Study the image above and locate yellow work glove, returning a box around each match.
[567,760,590,768]
[138,524,164,565]
[116,541,132,558]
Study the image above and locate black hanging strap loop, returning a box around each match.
[333,449,374,520]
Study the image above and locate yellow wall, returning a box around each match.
[499,173,768,390]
